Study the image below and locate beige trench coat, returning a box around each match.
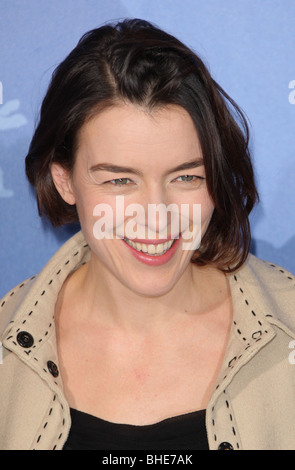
[0,231,295,450]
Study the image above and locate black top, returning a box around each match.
[63,408,209,450]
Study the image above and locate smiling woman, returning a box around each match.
[0,18,295,451]
[25,19,257,272]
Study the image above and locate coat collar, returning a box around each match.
[0,231,90,394]
[213,254,295,396]
[1,230,294,396]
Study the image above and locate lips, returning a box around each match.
[123,237,175,256]
[122,235,181,266]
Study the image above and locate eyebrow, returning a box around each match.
[89,158,204,176]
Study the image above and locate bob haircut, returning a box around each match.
[25,18,259,272]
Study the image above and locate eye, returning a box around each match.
[107,178,132,186]
[173,175,205,183]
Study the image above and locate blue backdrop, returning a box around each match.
[0,0,294,297]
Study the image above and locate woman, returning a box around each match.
[0,18,294,451]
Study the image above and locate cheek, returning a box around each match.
[74,193,92,226]
[75,191,123,246]
[172,193,214,252]
[201,198,215,226]
[177,191,215,229]
[72,187,103,242]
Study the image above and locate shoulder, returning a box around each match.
[233,253,295,334]
[0,276,38,335]
[239,253,294,294]
[0,230,90,336]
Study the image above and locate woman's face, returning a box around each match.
[53,103,215,296]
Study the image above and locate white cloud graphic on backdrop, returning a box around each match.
[0,99,27,130]
[0,99,27,197]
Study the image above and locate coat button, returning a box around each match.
[17,331,34,348]
[47,360,59,378]
[218,442,234,450]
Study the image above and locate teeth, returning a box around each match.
[124,238,174,255]
[147,244,156,255]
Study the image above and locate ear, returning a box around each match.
[50,163,76,205]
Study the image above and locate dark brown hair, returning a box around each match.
[25,18,259,271]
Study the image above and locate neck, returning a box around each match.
[57,253,230,336]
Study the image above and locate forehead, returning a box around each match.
[76,103,202,166]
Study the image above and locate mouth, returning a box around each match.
[123,237,176,256]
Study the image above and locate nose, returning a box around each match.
[131,185,179,239]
